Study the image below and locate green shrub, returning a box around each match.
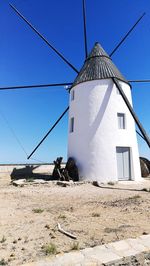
[43,243,57,255]
[32,208,44,213]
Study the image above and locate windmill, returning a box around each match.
[1,1,150,181]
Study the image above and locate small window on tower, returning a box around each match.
[117,113,126,129]
[70,117,74,133]
[71,90,75,101]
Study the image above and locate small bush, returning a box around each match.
[43,243,57,255]
[92,212,100,217]
[0,236,6,243]
[0,259,7,265]
[58,214,66,219]
[32,208,44,213]
[71,241,80,251]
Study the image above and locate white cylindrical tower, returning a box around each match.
[68,43,141,183]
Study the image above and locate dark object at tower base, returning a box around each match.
[52,157,79,182]
[140,157,150,177]
[65,157,79,182]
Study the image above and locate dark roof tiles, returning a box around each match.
[72,42,128,88]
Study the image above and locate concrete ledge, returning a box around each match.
[22,234,150,265]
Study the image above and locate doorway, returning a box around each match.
[116,147,131,181]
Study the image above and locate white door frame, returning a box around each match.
[116,147,131,181]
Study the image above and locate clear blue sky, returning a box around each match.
[0,0,150,164]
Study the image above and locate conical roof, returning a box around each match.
[72,42,128,88]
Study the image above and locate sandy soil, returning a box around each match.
[0,178,150,265]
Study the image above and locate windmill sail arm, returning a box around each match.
[82,0,88,58]
[0,83,73,91]
[128,80,150,83]
[136,130,145,140]
[9,4,79,74]
[109,12,145,57]
[113,77,150,148]
[27,106,69,159]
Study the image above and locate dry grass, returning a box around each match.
[0,181,150,265]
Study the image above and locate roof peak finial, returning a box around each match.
[87,42,109,59]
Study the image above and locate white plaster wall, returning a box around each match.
[68,79,141,182]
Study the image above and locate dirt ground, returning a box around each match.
[0,177,150,265]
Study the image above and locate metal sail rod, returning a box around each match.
[136,130,145,140]
[0,82,73,91]
[129,80,150,83]
[9,4,79,74]
[113,77,150,148]
[27,106,69,159]
[110,12,146,57]
[82,0,88,58]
